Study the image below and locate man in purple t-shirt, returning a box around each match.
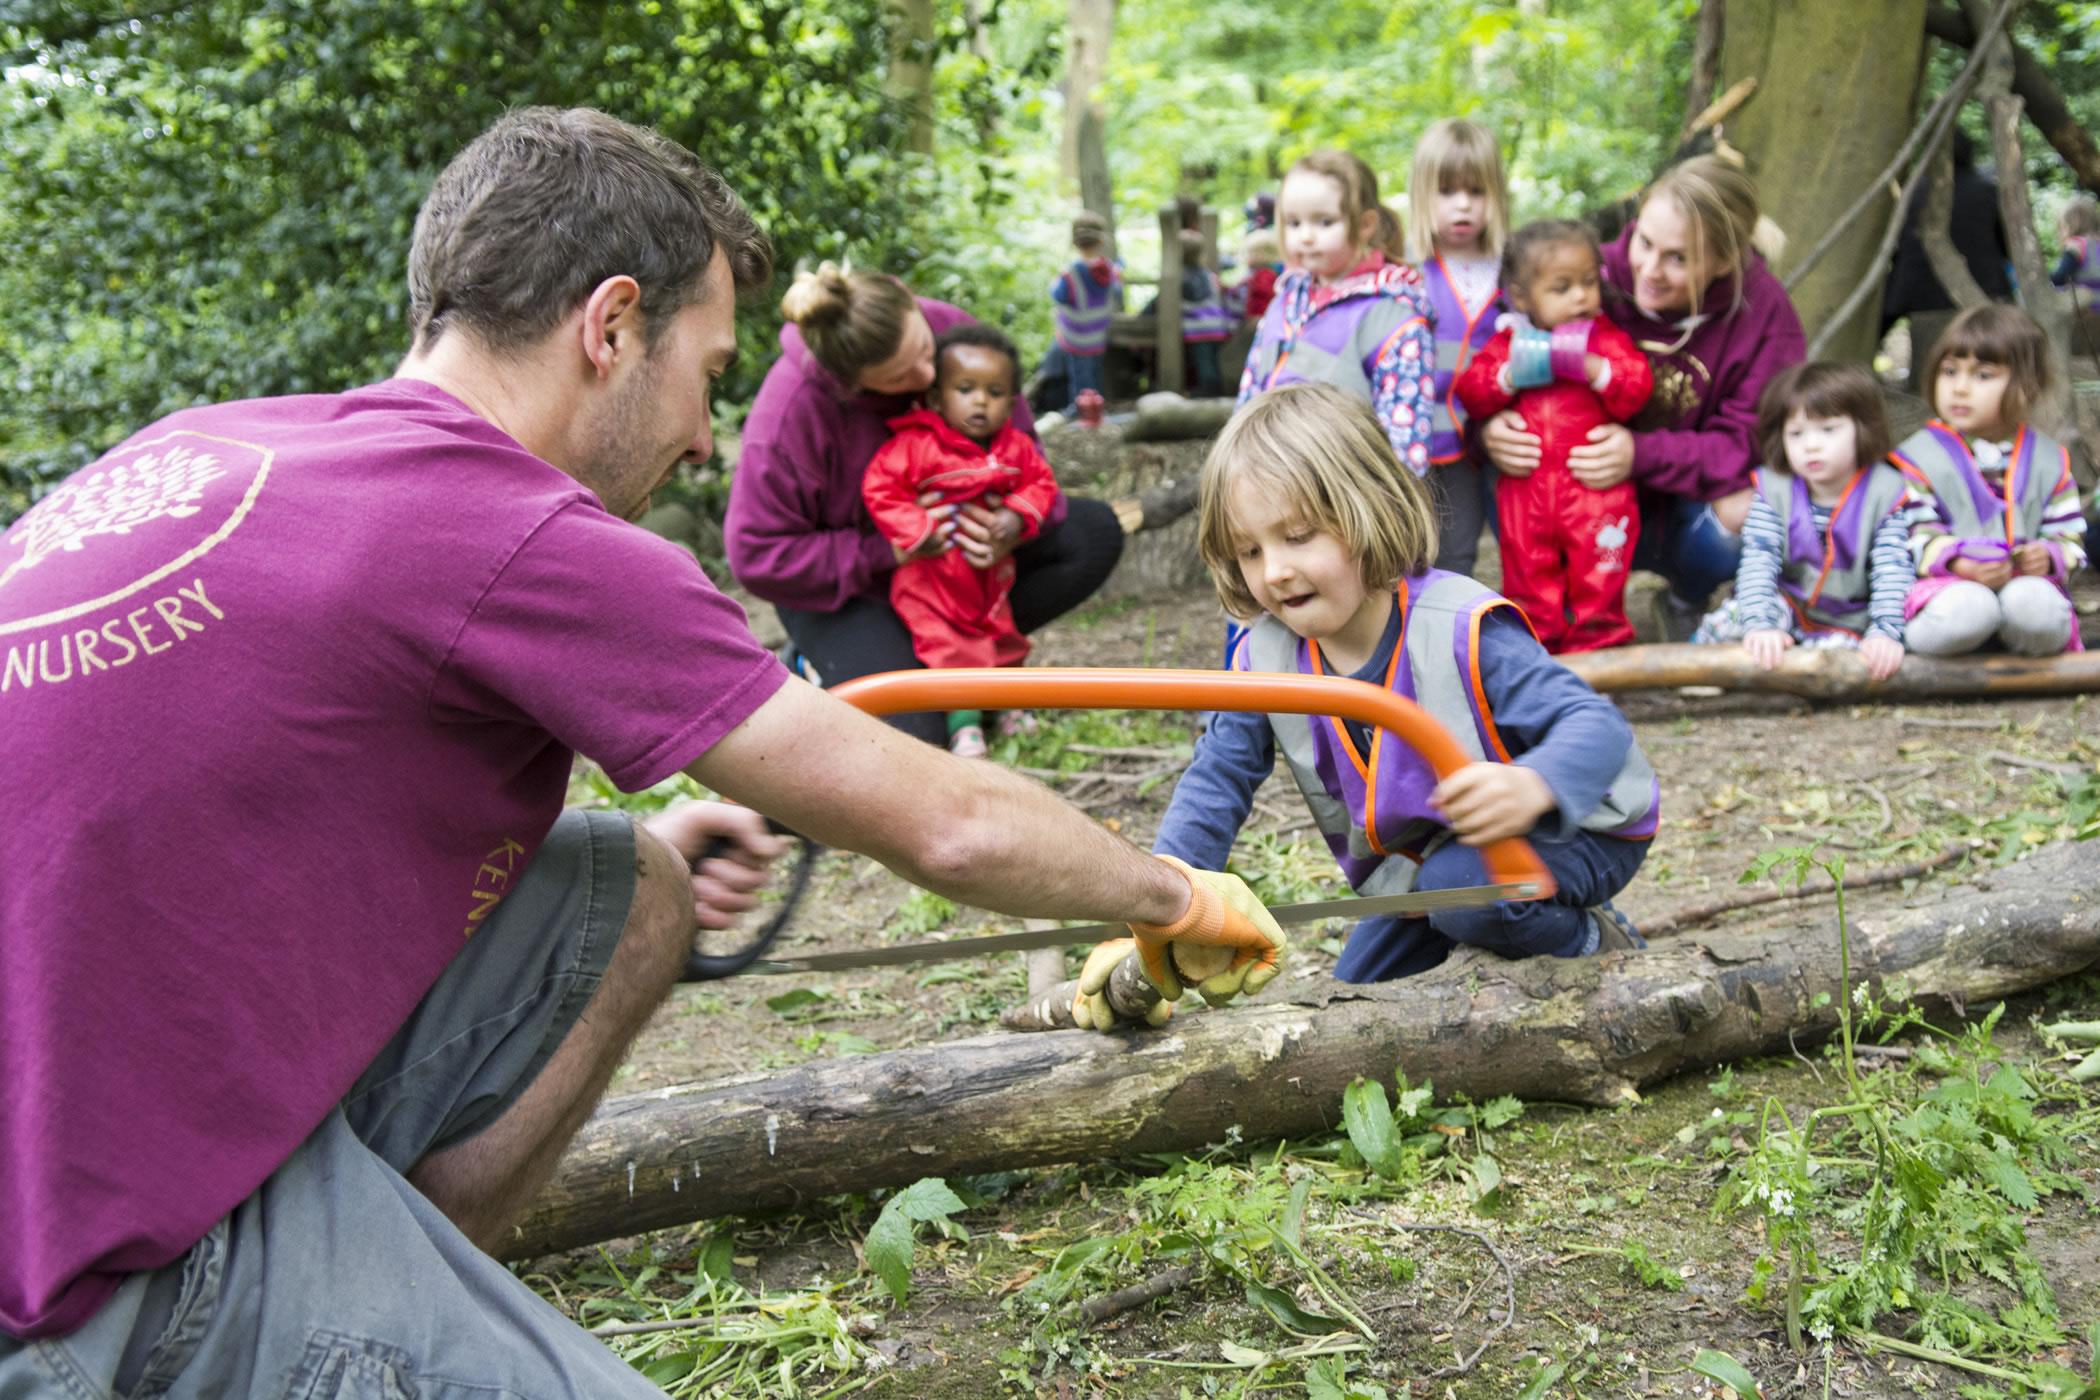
[0,110,1285,1397]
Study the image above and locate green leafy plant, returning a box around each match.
[887,888,957,936]
[863,1177,969,1303]
[1340,1073,1523,1210]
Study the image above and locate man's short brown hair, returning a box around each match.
[408,107,772,354]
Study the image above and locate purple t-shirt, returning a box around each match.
[0,379,787,1337]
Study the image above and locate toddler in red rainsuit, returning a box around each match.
[1455,220,1653,652]
[862,323,1064,754]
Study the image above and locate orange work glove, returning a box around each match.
[1126,856,1288,1007]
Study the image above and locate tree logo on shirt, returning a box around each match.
[0,429,271,635]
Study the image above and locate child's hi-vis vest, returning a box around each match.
[1890,422,2067,546]
[1245,264,1427,404]
[1421,253,1500,465]
[1238,570,1659,898]
[1754,462,1910,636]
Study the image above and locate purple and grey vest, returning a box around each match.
[1052,260,1120,356]
[1244,265,1430,405]
[1421,254,1501,465]
[1891,422,2064,546]
[2069,236,2100,294]
[1754,462,1910,635]
[1237,571,1660,898]
[1183,267,1235,344]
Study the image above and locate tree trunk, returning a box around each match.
[1063,0,1113,190]
[1720,0,1929,364]
[885,0,936,155]
[1078,106,1115,240]
[503,843,2100,1261]
[1559,641,2100,698]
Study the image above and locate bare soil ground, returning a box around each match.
[542,549,2100,1399]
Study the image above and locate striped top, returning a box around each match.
[1737,492,1911,642]
[1900,433,2088,576]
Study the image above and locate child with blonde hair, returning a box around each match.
[1409,118,1511,575]
[1237,150,1437,474]
[2050,197,2100,296]
[1692,362,1914,679]
[1231,225,1284,322]
[1895,306,2087,656]
[1154,381,1657,982]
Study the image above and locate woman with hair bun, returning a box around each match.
[1478,156,1807,639]
[727,264,1126,746]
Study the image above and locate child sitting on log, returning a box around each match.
[1894,305,2087,658]
[860,325,1063,756]
[1454,219,1653,652]
[1690,362,1913,680]
[1070,381,1657,1022]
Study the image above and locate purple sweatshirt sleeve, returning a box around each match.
[1629,285,1805,502]
[724,380,896,613]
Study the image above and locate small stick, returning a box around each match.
[1897,715,2004,730]
[1063,743,1188,759]
[1852,780,1894,836]
[1078,1264,1198,1324]
[1642,844,1963,938]
[1981,748,2088,776]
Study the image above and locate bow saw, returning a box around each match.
[680,667,1555,981]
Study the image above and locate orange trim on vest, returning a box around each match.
[1466,598,1532,763]
[1802,468,1867,609]
[1308,580,1408,858]
[1429,251,1493,466]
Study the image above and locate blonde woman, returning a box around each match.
[726,264,1125,745]
[1479,157,1807,639]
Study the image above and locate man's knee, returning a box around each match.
[622,818,697,983]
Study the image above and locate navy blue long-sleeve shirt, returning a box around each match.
[1154,608,1638,872]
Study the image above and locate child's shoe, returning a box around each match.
[948,725,989,758]
[1587,902,1646,953]
[995,709,1040,738]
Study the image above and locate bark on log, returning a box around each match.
[1119,391,1234,444]
[503,843,2100,1260]
[1559,642,2100,698]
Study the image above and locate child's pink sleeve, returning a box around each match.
[860,437,938,552]
[1000,437,1064,540]
[1592,320,1654,423]
[1453,327,1516,423]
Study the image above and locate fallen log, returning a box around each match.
[504,841,2100,1260]
[1120,391,1235,444]
[1560,642,2100,698]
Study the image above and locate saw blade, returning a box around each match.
[744,879,1543,975]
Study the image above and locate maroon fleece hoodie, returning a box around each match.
[1600,229,1806,503]
[725,298,1052,613]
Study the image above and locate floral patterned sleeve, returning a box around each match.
[1367,295,1437,475]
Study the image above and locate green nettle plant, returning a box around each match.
[1716,844,2091,1396]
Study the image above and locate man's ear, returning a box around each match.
[579,275,644,380]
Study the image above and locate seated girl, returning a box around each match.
[1153,381,1657,983]
[1894,305,2086,657]
[1691,362,1912,679]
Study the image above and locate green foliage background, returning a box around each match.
[11,1,2100,522]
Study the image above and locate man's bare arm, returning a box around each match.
[686,677,1191,926]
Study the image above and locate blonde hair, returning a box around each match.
[1639,156,1761,319]
[1284,149,1407,263]
[1407,119,1510,262]
[2059,197,2100,240]
[779,261,919,386]
[1243,227,1281,265]
[1197,383,1438,620]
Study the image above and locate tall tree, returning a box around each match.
[1719,0,1931,363]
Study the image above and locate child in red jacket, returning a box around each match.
[862,324,1064,755]
[1455,220,1653,651]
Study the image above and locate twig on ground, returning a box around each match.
[1853,781,1894,836]
[1016,762,1187,786]
[1063,744,1188,759]
[1349,1214,1516,1378]
[1077,1265,1198,1325]
[1897,715,2004,730]
[591,1316,720,1338]
[1643,844,1964,938]
[1789,1028,1826,1084]
[1853,1043,1913,1060]
[1981,748,2089,776]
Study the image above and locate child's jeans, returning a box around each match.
[1188,340,1223,398]
[1333,831,1651,982]
[1067,350,1104,405]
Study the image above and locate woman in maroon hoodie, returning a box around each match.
[1479,158,1806,639]
[726,264,1124,744]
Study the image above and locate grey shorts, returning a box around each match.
[0,808,666,1400]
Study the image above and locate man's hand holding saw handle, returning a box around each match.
[1073,856,1286,1029]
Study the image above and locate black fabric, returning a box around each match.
[776,497,1127,746]
[1881,166,2014,330]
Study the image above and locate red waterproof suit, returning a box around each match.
[1454,318,1653,652]
[861,409,1064,669]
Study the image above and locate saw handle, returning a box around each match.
[829,667,1556,900]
